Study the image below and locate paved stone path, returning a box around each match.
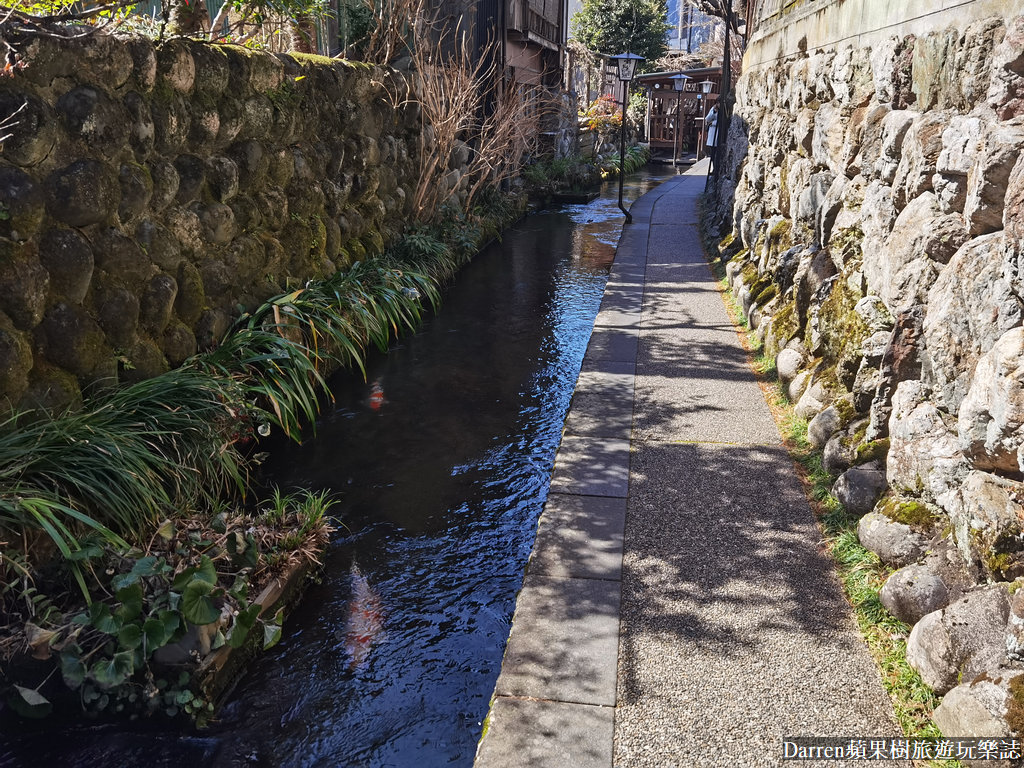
[474,165,906,767]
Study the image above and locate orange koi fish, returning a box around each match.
[367,379,386,411]
[344,562,385,671]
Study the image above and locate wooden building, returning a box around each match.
[634,66,722,160]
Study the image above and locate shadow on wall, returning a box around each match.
[704,114,750,240]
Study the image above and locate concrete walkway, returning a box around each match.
[474,164,905,768]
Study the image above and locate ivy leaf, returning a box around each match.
[263,608,284,650]
[211,630,225,651]
[60,651,86,689]
[110,572,138,591]
[263,622,282,650]
[160,609,182,636]
[8,686,52,719]
[117,623,143,651]
[228,573,249,602]
[171,566,197,592]
[90,651,135,689]
[111,557,162,590]
[155,519,175,541]
[89,602,122,635]
[227,604,262,649]
[195,556,217,585]
[242,538,259,569]
[181,579,220,625]
[115,583,144,623]
[143,611,180,651]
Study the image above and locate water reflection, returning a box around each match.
[0,170,675,768]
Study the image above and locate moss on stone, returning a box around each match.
[1008,674,1024,736]
[767,298,799,356]
[812,363,844,395]
[288,52,339,68]
[362,229,385,256]
[769,218,793,249]
[151,77,175,104]
[816,264,868,372]
[336,58,375,71]
[752,283,777,307]
[854,438,890,465]
[833,396,858,424]
[750,275,772,297]
[983,528,1024,581]
[983,549,1017,581]
[310,216,328,259]
[829,226,864,263]
[847,420,868,448]
[877,496,937,530]
[346,238,367,263]
[740,261,759,286]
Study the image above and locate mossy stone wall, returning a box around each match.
[0,34,458,413]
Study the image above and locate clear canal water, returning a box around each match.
[2,169,676,768]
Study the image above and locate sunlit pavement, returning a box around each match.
[475,161,907,768]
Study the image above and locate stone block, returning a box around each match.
[958,327,1024,474]
[833,461,887,516]
[858,511,928,568]
[0,241,48,330]
[906,586,1010,695]
[923,232,1023,413]
[0,166,45,242]
[887,380,968,504]
[45,160,120,228]
[880,563,949,625]
[39,227,94,304]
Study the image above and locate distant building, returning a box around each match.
[504,0,569,89]
[665,0,721,54]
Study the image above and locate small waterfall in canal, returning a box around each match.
[2,169,676,768]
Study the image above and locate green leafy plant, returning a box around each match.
[570,0,669,71]
[521,154,601,195]
[599,143,649,178]
[4,489,334,723]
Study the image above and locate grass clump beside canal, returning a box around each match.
[697,198,958,768]
[0,196,522,724]
[520,146,651,201]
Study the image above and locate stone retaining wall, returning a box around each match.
[0,33,468,413]
[746,0,1014,68]
[715,7,1024,747]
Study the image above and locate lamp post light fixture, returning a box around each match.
[696,79,714,161]
[671,73,689,167]
[610,52,644,223]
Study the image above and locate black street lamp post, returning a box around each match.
[695,79,714,161]
[671,73,689,166]
[611,52,644,223]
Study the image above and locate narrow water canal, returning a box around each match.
[3,169,675,768]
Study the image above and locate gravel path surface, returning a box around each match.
[476,166,907,768]
[613,169,907,767]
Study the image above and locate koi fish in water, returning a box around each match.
[367,379,386,411]
[344,562,385,671]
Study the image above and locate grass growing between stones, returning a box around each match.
[698,201,958,767]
